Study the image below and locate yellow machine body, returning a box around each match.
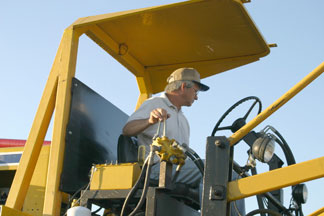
[90,163,141,190]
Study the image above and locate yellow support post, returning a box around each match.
[135,73,153,109]
[228,61,324,146]
[42,27,81,216]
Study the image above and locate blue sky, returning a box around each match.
[1,0,324,215]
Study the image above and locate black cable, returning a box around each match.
[298,204,304,216]
[272,129,296,165]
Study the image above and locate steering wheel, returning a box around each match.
[211,96,262,136]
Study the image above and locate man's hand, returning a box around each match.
[123,108,170,136]
[148,108,171,125]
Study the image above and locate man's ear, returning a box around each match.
[180,82,186,92]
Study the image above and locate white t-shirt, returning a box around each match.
[127,93,190,161]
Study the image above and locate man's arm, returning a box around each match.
[122,118,151,136]
[122,108,170,136]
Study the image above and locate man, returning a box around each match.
[122,67,208,199]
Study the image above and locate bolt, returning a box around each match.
[214,189,223,197]
[215,140,224,148]
[68,131,73,135]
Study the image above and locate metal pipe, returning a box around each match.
[228,61,324,146]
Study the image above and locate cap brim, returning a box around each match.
[193,81,209,91]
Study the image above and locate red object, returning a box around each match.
[0,139,51,148]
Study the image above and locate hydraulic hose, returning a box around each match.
[262,125,296,166]
[120,155,150,216]
[128,150,155,216]
[185,150,204,175]
[273,130,296,165]
[178,143,204,175]
[187,148,204,173]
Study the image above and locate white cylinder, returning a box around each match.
[67,206,91,216]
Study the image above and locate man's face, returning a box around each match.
[183,83,199,106]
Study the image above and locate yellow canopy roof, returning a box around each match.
[72,0,270,96]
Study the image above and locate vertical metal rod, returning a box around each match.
[228,61,324,146]
[163,119,166,137]
[153,121,161,140]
